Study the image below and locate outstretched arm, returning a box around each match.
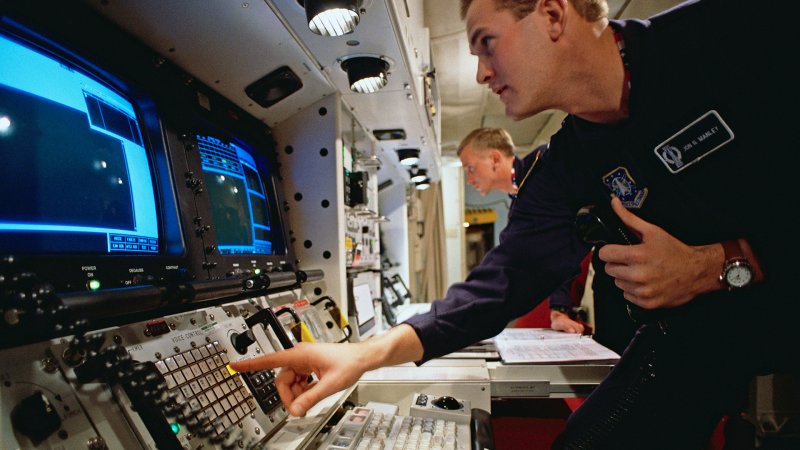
[230,323,423,417]
[598,197,764,309]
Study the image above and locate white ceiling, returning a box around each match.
[424,0,685,156]
[82,0,685,177]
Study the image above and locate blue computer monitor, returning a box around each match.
[198,134,278,256]
[0,32,160,255]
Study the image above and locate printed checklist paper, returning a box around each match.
[493,328,620,364]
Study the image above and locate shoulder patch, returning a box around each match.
[602,166,648,208]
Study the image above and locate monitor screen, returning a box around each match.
[198,134,278,256]
[0,32,160,255]
[352,282,376,338]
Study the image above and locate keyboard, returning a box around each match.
[154,340,278,438]
[318,405,469,450]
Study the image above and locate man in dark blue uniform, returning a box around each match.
[233,0,796,448]
[459,127,636,352]
[458,126,589,334]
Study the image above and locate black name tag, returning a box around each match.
[654,110,734,173]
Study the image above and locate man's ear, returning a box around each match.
[538,0,567,41]
[489,149,504,166]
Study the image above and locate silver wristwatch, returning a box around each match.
[720,240,754,290]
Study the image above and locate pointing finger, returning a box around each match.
[230,347,304,373]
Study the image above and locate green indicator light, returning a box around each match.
[170,423,181,434]
[254,268,262,275]
[88,279,101,291]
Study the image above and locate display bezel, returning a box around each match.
[0,14,187,294]
[160,105,295,280]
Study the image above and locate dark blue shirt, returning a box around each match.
[511,145,575,311]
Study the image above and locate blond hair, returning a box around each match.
[460,0,608,22]
[457,128,515,157]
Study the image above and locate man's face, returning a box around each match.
[466,0,551,119]
[460,145,499,196]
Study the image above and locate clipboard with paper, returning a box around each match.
[493,328,620,364]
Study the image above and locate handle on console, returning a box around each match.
[245,307,295,350]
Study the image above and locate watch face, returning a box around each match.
[725,264,753,288]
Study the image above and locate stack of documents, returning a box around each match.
[493,328,620,364]
[441,339,500,360]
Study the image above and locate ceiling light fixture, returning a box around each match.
[373,128,406,141]
[396,148,420,167]
[409,167,427,183]
[301,0,360,37]
[341,56,389,93]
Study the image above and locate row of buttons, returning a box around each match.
[154,341,257,437]
[242,369,281,413]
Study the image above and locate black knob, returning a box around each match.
[432,396,463,410]
[231,330,256,355]
[163,398,181,416]
[10,392,62,445]
[184,416,200,429]
[210,430,228,444]
[151,390,170,406]
[142,372,160,386]
[176,405,193,422]
[197,423,214,437]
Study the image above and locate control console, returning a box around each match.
[410,393,472,425]
[1,304,290,449]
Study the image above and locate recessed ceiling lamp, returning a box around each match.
[396,148,420,167]
[373,129,406,141]
[301,0,361,37]
[341,56,389,93]
[409,167,427,183]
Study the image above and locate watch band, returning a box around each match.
[721,239,744,262]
